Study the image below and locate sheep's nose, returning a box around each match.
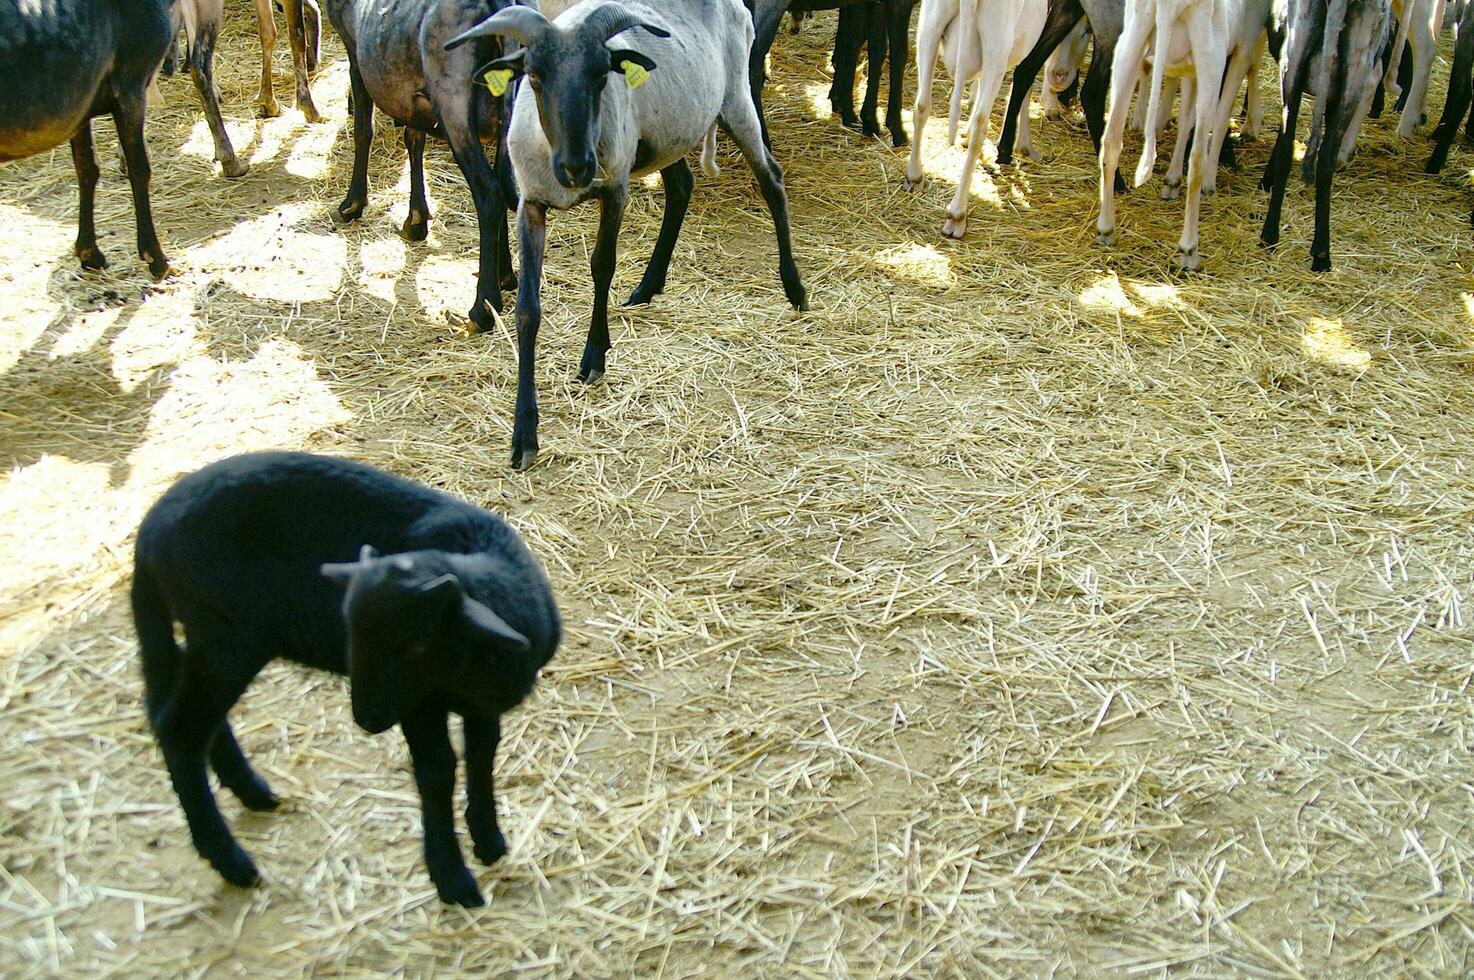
[555,154,597,190]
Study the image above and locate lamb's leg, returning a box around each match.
[463,715,505,864]
[209,723,279,811]
[401,705,482,907]
[720,97,809,311]
[578,184,627,384]
[403,127,431,242]
[252,0,281,117]
[71,122,106,270]
[626,159,693,307]
[511,200,548,471]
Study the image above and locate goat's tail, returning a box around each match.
[947,0,977,144]
[700,123,721,178]
[131,565,180,729]
[1133,0,1174,187]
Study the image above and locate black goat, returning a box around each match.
[133,452,561,907]
[1,0,176,276]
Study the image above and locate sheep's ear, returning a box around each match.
[476,50,525,97]
[610,49,657,88]
[461,597,531,652]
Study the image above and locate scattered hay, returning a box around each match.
[1,7,1472,976]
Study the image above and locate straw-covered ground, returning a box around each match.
[3,8,1473,976]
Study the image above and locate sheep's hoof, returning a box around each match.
[901,174,925,192]
[433,867,485,908]
[469,301,497,335]
[1160,179,1182,201]
[143,250,172,279]
[258,98,282,119]
[473,829,507,865]
[1311,252,1331,273]
[211,845,262,888]
[510,440,538,472]
[402,210,429,243]
[941,215,967,240]
[76,245,108,270]
[1173,246,1201,272]
[1096,227,1116,247]
[336,199,366,224]
[220,156,249,179]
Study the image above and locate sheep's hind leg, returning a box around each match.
[719,98,809,311]
[626,159,693,307]
[579,185,627,384]
[402,127,430,242]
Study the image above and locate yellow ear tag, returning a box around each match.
[483,68,514,97]
[622,61,650,90]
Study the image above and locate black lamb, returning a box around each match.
[131,451,561,907]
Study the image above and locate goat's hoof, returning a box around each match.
[433,867,485,908]
[1202,182,1218,198]
[1173,247,1201,272]
[220,157,249,179]
[1259,232,1279,251]
[335,200,365,224]
[473,830,507,865]
[1096,228,1116,247]
[76,245,108,270]
[510,441,538,472]
[1160,180,1182,201]
[143,251,172,279]
[901,175,926,192]
[235,780,280,812]
[212,846,262,888]
[1114,174,1127,194]
[257,98,282,119]
[941,215,967,240]
[861,121,881,139]
[402,211,429,243]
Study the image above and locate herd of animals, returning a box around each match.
[3,0,1474,910]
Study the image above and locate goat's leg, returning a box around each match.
[1097,12,1150,246]
[1083,33,1126,192]
[1162,77,1195,200]
[1261,84,1306,250]
[861,3,886,137]
[943,46,1006,240]
[71,122,106,270]
[720,99,808,311]
[886,0,916,145]
[336,55,373,224]
[281,0,324,122]
[627,159,693,307]
[903,0,948,189]
[1177,29,1226,271]
[511,200,548,471]
[303,0,322,73]
[251,0,280,117]
[403,127,431,242]
[111,86,169,277]
[1397,3,1440,135]
[1428,7,1474,172]
[579,185,627,385]
[463,715,505,864]
[748,0,790,147]
[186,0,246,178]
[401,705,481,907]
[997,5,1083,165]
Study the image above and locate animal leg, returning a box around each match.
[887,0,917,145]
[185,0,246,178]
[578,184,627,385]
[403,127,431,242]
[626,158,694,307]
[904,0,948,189]
[1098,8,1150,245]
[1397,2,1440,135]
[944,51,1005,239]
[720,97,809,310]
[111,86,169,277]
[1177,33,1225,271]
[511,200,548,471]
[748,0,789,147]
[441,85,510,329]
[998,5,1082,164]
[252,0,281,117]
[463,715,506,864]
[861,2,888,138]
[70,122,106,270]
[281,0,324,122]
[335,56,373,224]
[1163,77,1195,200]
[1261,85,1306,249]
[830,5,865,130]
[401,705,482,907]
[209,723,279,812]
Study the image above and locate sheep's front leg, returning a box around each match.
[511,200,548,471]
[401,705,482,907]
[463,715,505,864]
[579,184,627,384]
[626,160,692,307]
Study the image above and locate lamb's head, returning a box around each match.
[322,545,530,734]
[446,2,670,192]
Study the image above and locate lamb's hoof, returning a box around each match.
[220,157,249,179]
[1096,227,1116,247]
[1160,180,1182,201]
[76,245,108,270]
[211,846,262,888]
[1174,247,1201,272]
[473,829,507,865]
[941,215,967,239]
[257,98,282,119]
[402,210,429,243]
[336,199,366,224]
[902,174,926,192]
[433,867,485,908]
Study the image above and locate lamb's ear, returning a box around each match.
[419,573,465,613]
[461,597,531,652]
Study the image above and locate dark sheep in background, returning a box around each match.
[132,452,561,907]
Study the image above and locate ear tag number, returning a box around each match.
[622,61,650,89]
[484,68,514,97]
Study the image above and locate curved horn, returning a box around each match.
[444,5,551,49]
[582,1,670,42]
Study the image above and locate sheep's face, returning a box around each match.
[492,36,658,192]
[322,549,532,733]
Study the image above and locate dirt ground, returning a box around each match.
[2,7,1472,976]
